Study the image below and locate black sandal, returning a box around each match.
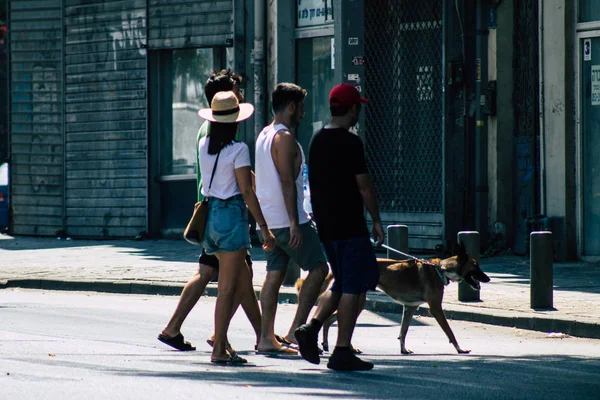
[275,334,298,348]
[211,353,247,364]
[157,333,196,351]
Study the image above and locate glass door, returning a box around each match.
[296,36,336,158]
[580,34,600,255]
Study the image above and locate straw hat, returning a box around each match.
[198,91,254,123]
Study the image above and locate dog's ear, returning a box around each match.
[457,241,468,263]
[452,242,460,256]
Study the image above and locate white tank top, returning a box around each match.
[255,123,310,229]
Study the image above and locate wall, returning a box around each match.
[9,0,64,236]
[63,0,147,238]
[8,0,235,238]
[487,1,514,251]
[540,0,577,260]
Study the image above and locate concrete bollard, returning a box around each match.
[457,231,481,301]
[530,231,553,309]
[387,225,409,260]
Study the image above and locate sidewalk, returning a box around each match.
[1,233,600,339]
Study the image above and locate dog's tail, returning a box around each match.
[294,277,305,294]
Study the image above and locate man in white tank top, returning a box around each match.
[254,83,329,354]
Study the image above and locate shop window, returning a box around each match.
[579,0,600,23]
[157,47,232,178]
[148,47,232,235]
[296,37,336,157]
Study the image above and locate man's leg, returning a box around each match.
[256,269,295,352]
[294,288,340,364]
[333,293,361,347]
[294,239,338,364]
[314,289,341,322]
[161,263,217,339]
[326,291,372,371]
[283,262,328,343]
[327,236,377,371]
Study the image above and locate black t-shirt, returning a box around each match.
[308,127,369,242]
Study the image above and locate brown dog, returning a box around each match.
[296,242,490,354]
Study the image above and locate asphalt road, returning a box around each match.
[1,289,599,400]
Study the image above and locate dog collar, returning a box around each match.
[434,265,450,286]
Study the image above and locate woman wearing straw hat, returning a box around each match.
[198,91,275,364]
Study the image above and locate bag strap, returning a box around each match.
[206,150,221,195]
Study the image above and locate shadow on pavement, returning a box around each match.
[480,256,600,295]
[51,353,600,399]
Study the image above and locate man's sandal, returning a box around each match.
[157,333,196,351]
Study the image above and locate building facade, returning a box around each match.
[4,0,249,238]
[4,0,596,259]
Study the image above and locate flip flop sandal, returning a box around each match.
[157,333,196,351]
[228,353,248,363]
[211,353,247,365]
[275,334,298,348]
[256,346,298,356]
[206,339,235,353]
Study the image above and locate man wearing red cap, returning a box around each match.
[295,83,384,371]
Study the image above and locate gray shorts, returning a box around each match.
[260,220,327,272]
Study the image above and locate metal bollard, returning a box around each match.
[457,231,481,301]
[530,231,553,309]
[283,259,301,287]
[387,225,409,260]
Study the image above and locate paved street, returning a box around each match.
[1,289,600,400]
[2,234,600,339]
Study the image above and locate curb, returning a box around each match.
[2,278,599,340]
[0,278,298,303]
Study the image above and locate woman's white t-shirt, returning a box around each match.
[198,136,251,200]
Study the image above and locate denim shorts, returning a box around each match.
[323,236,379,295]
[202,195,251,255]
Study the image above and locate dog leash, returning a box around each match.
[371,239,449,286]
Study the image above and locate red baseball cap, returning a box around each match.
[329,83,370,107]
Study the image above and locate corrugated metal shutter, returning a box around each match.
[9,0,64,236]
[64,0,147,238]
[148,0,233,49]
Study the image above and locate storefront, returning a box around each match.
[290,0,447,251]
[6,0,244,238]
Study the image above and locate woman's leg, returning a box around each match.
[212,248,247,361]
[239,260,262,344]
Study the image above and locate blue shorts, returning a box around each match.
[323,236,379,295]
[202,195,251,255]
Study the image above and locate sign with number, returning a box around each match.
[351,56,365,66]
[584,39,592,62]
[592,65,600,106]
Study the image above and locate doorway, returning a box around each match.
[578,33,600,256]
[148,47,232,237]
